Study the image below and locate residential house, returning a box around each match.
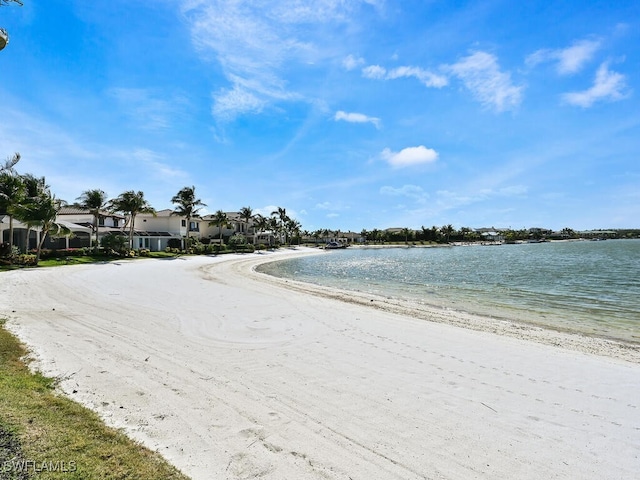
[201,212,256,244]
[57,206,125,247]
[0,214,92,251]
[133,209,203,251]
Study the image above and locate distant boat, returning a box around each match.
[325,241,348,249]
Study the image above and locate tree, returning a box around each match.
[286,218,301,245]
[18,174,48,252]
[15,190,70,263]
[251,214,266,243]
[0,169,24,248]
[108,190,155,249]
[171,186,206,250]
[1,152,20,172]
[271,207,290,244]
[76,189,108,249]
[238,206,253,242]
[370,228,380,244]
[208,210,229,247]
[401,227,412,244]
[441,224,454,243]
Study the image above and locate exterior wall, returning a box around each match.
[136,210,203,240]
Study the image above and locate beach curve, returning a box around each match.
[1,249,639,479]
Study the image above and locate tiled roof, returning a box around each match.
[58,206,124,218]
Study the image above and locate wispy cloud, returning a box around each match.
[334,110,381,128]
[343,54,365,71]
[182,1,376,121]
[446,51,523,111]
[435,184,528,211]
[109,88,188,131]
[362,64,447,87]
[130,148,189,180]
[314,201,350,218]
[562,62,628,107]
[526,38,601,75]
[380,184,429,204]
[380,146,438,168]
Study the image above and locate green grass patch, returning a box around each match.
[0,320,189,479]
[0,253,183,271]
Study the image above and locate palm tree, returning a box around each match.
[171,186,206,250]
[286,218,301,245]
[208,210,229,248]
[16,191,70,263]
[1,152,20,172]
[238,206,253,242]
[0,170,24,248]
[76,189,108,249]
[441,224,454,243]
[312,229,322,245]
[401,227,411,244]
[271,207,290,244]
[19,174,48,252]
[108,190,155,250]
[268,216,279,247]
[252,214,268,248]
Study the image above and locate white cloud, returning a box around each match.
[254,205,301,220]
[334,110,381,128]
[526,39,601,75]
[212,86,266,119]
[343,54,365,70]
[182,1,377,121]
[562,62,628,107]
[447,51,523,111]
[386,66,448,88]
[362,64,387,79]
[362,64,447,87]
[315,201,348,213]
[381,146,438,168]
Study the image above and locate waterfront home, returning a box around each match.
[0,214,92,251]
[134,209,202,251]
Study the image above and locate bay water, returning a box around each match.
[256,239,640,343]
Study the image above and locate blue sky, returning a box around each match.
[1,0,639,232]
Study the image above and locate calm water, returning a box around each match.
[257,240,640,342]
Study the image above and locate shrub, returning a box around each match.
[139,249,151,257]
[16,254,38,266]
[101,233,128,256]
[191,242,206,254]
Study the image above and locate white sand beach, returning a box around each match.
[1,249,639,479]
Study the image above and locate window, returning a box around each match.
[98,217,105,227]
[181,220,186,227]
[189,222,199,232]
[113,219,119,227]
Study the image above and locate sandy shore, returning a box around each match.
[1,249,639,479]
